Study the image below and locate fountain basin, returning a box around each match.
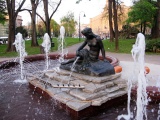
[0,54,160,119]
[0,53,119,69]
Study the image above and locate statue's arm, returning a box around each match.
[77,40,87,51]
[76,40,87,56]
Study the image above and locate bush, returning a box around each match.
[145,39,160,52]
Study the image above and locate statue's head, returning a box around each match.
[81,27,96,38]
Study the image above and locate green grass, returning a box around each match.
[103,39,135,53]
[0,37,81,57]
[0,37,159,58]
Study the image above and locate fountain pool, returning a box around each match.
[0,53,160,120]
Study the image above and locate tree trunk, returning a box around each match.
[7,17,16,52]
[152,0,160,38]
[140,23,143,33]
[43,0,51,38]
[113,0,119,51]
[31,0,39,46]
[108,0,114,42]
[143,22,146,35]
[6,0,26,52]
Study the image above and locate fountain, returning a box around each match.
[13,32,27,82]
[58,26,68,63]
[118,33,148,120]
[41,33,51,70]
[0,30,160,120]
[27,27,127,119]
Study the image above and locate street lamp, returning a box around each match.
[79,11,86,41]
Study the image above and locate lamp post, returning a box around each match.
[79,11,86,41]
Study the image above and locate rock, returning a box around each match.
[66,99,91,111]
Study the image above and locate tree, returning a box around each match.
[37,0,62,40]
[30,0,40,46]
[50,19,60,37]
[6,0,26,52]
[0,0,7,24]
[108,0,114,42]
[60,12,77,37]
[16,26,28,38]
[151,0,160,38]
[127,0,157,35]
[113,0,119,51]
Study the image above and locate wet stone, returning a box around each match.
[54,92,75,104]
[83,82,106,93]
[105,86,120,93]
[92,95,111,106]
[69,89,108,101]
[66,99,91,111]
[107,90,127,99]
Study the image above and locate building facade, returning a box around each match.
[0,15,23,37]
[89,1,130,39]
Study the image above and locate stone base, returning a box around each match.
[28,69,127,119]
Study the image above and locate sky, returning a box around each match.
[18,0,132,26]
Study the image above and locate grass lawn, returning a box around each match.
[0,37,81,57]
[0,37,159,57]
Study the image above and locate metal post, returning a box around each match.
[79,15,80,41]
[78,11,86,42]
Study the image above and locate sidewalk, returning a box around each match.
[0,43,159,65]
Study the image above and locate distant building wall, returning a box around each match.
[0,15,23,37]
[89,1,130,39]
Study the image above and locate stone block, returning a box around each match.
[56,69,121,83]
[70,79,88,86]
[66,99,91,111]
[105,86,120,93]
[104,81,115,88]
[46,87,63,97]
[69,89,108,100]
[92,95,111,106]
[83,83,106,93]
[54,92,75,104]
[107,90,127,99]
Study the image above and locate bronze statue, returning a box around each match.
[60,27,115,76]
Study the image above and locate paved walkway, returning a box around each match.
[0,42,159,65]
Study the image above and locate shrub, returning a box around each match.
[145,39,160,52]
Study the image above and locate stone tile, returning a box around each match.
[113,78,127,85]
[69,89,108,100]
[83,83,106,93]
[66,99,91,111]
[105,86,120,93]
[107,90,127,99]
[70,79,88,86]
[92,95,111,106]
[54,92,75,104]
[118,84,127,89]
[72,72,121,83]
[45,72,74,84]
[57,69,121,83]
[46,87,62,97]
[104,81,115,88]
[29,79,46,91]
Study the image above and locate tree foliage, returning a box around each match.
[60,11,77,37]
[0,0,7,24]
[16,26,28,38]
[50,19,60,37]
[127,0,157,34]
